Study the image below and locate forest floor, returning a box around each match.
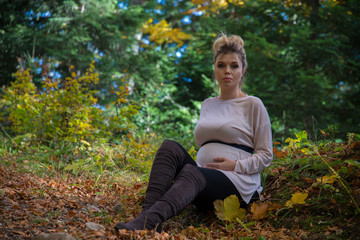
[1,139,360,240]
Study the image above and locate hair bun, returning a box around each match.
[213,34,244,53]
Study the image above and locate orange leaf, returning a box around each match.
[267,202,283,211]
[303,177,314,184]
[273,147,286,159]
[12,204,20,209]
[67,210,76,218]
[320,130,329,137]
[251,202,268,220]
[351,141,360,150]
[133,183,144,190]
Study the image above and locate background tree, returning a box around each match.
[169,0,360,139]
[1,0,359,143]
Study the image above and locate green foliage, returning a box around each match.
[271,129,360,214]
[1,63,138,144]
[117,132,163,174]
[134,97,199,146]
[64,140,117,178]
[284,130,311,154]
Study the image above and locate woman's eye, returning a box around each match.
[217,64,224,68]
[232,65,239,69]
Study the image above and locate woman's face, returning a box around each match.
[214,53,245,91]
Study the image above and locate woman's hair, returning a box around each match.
[212,34,247,71]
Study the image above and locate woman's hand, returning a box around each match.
[206,157,236,171]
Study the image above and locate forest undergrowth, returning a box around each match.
[0,131,359,240]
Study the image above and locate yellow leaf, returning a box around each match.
[80,140,91,146]
[214,195,245,222]
[286,192,308,208]
[251,202,268,220]
[300,147,311,155]
[317,174,338,184]
[213,199,226,220]
[285,200,292,207]
[250,202,282,221]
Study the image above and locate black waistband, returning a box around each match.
[201,140,254,154]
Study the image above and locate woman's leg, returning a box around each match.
[115,164,258,232]
[143,140,197,210]
[192,168,259,211]
[115,164,206,232]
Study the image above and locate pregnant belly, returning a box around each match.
[196,143,241,168]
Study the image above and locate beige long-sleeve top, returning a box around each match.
[194,95,273,203]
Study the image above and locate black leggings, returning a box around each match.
[174,141,259,211]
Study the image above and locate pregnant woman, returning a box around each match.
[114,33,273,232]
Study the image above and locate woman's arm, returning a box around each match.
[234,123,273,174]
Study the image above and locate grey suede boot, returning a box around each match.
[142,140,196,210]
[114,164,206,232]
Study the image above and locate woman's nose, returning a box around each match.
[225,66,230,73]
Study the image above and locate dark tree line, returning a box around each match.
[1,0,359,140]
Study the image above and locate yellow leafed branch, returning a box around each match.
[190,0,245,16]
[141,19,191,46]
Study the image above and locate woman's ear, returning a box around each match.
[242,67,246,75]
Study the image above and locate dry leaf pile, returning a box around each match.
[0,162,310,240]
[0,139,359,239]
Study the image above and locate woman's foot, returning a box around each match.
[114,210,162,233]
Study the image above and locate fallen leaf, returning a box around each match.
[317,175,338,184]
[12,204,20,209]
[133,183,143,190]
[303,177,314,184]
[251,202,268,220]
[273,147,286,159]
[267,202,283,211]
[286,192,308,208]
[350,141,360,150]
[214,195,246,222]
[67,210,76,218]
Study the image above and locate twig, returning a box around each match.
[0,122,19,147]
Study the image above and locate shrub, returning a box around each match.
[0,62,138,145]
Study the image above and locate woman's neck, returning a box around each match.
[219,89,245,100]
